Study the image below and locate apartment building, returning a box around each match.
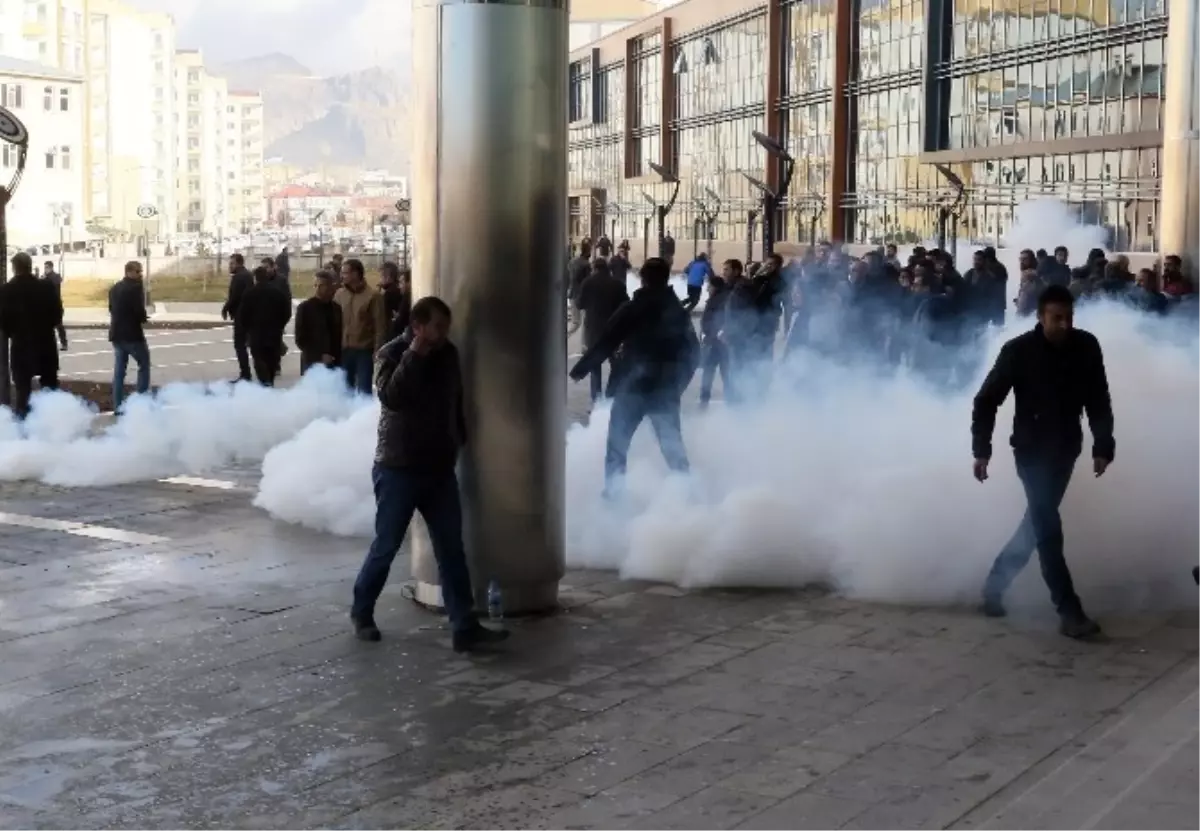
[570,0,659,50]
[226,91,265,233]
[85,0,177,237]
[174,49,228,234]
[0,56,87,248]
[0,0,88,72]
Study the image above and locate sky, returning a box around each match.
[128,0,413,76]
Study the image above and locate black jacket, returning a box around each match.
[700,279,730,340]
[108,278,148,343]
[608,253,631,283]
[236,281,293,349]
[569,283,699,398]
[972,325,1115,462]
[374,332,467,472]
[293,296,343,369]
[577,272,630,347]
[567,256,590,303]
[222,267,254,321]
[381,287,410,342]
[0,274,62,374]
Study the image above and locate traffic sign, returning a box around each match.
[136,204,158,219]
[0,106,28,147]
[395,199,410,212]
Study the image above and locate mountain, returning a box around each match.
[212,54,411,174]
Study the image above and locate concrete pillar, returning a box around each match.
[408,0,567,614]
[1160,0,1199,272]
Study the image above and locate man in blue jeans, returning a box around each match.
[333,257,387,394]
[350,296,508,653]
[108,260,151,411]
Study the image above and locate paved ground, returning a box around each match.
[0,471,1195,829]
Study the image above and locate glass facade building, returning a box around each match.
[567,0,1172,254]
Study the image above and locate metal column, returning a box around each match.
[1160,0,1199,271]
[409,0,567,614]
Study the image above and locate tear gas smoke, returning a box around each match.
[0,369,357,487]
[254,200,1198,612]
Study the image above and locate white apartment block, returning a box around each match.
[226,91,265,233]
[85,0,177,238]
[0,56,87,248]
[175,49,235,235]
[0,0,88,72]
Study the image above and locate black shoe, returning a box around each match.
[351,614,381,642]
[452,624,509,654]
[1059,613,1101,640]
[981,594,1006,618]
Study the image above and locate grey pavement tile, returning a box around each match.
[719,747,854,799]
[630,785,781,830]
[735,790,867,830]
[543,788,683,829]
[604,740,764,800]
[536,739,682,796]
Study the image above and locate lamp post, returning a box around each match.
[0,104,30,408]
[745,208,759,265]
[742,130,795,260]
[641,191,655,262]
[696,186,721,260]
[647,160,680,260]
[933,163,966,257]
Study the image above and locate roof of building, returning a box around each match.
[0,56,83,83]
[571,0,657,19]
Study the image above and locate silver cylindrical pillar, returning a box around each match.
[1160,0,1199,271]
[409,0,567,614]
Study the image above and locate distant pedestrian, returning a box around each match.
[42,260,68,351]
[294,270,343,374]
[350,296,509,653]
[333,258,387,394]
[237,266,292,386]
[378,261,411,343]
[0,252,63,417]
[221,253,254,382]
[261,256,292,358]
[108,260,151,411]
[575,257,629,402]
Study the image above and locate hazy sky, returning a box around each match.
[129,0,412,76]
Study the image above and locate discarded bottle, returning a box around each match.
[486,580,504,626]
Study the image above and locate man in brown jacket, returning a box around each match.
[334,257,388,394]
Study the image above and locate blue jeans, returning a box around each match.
[351,464,478,632]
[604,392,689,493]
[343,347,374,395]
[984,452,1083,617]
[112,341,151,411]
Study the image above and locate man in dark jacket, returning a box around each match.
[0,252,62,417]
[698,269,733,407]
[569,257,699,496]
[43,260,68,351]
[971,284,1113,640]
[378,261,411,343]
[350,296,508,653]
[576,258,629,402]
[293,270,343,374]
[236,266,292,386]
[221,253,254,381]
[566,240,592,335]
[608,243,632,285]
[108,260,151,410]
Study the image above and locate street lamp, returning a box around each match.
[742,130,796,260]
[647,160,680,260]
[694,186,721,260]
[933,163,966,256]
[0,104,30,408]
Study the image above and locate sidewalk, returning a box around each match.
[0,475,1194,829]
[64,302,227,327]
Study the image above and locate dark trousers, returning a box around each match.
[11,364,59,419]
[605,392,689,492]
[588,361,606,402]
[352,464,477,632]
[112,340,151,411]
[232,325,251,380]
[984,452,1084,617]
[250,343,281,386]
[682,284,703,312]
[56,325,68,349]
[698,339,731,403]
[343,347,374,395]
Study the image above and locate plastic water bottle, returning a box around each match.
[486,580,504,626]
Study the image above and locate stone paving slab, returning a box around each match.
[0,477,1195,830]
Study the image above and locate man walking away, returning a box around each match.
[108,261,151,411]
[43,260,67,351]
[972,284,1113,640]
[576,257,629,402]
[261,256,292,357]
[566,240,592,335]
[334,257,387,394]
[0,252,63,417]
[569,257,699,497]
[221,253,254,382]
[294,270,343,374]
[681,252,713,312]
[237,266,292,386]
[351,296,509,653]
[698,268,733,407]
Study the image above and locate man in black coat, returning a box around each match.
[378,261,411,343]
[294,270,343,374]
[698,268,733,407]
[971,284,1113,639]
[575,257,629,402]
[42,260,68,351]
[566,240,592,335]
[108,260,152,411]
[569,257,699,496]
[221,253,255,381]
[0,252,63,417]
[236,266,293,386]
